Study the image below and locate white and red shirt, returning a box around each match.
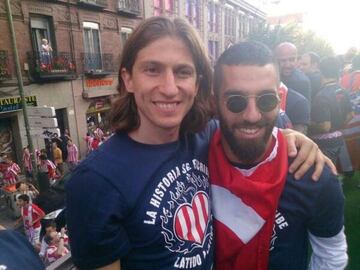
[21,203,45,230]
[23,148,32,172]
[45,244,69,264]
[3,162,20,185]
[40,159,57,179]
[67,144,79,164]
[39,233,69,258]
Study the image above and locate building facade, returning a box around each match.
[143,0,266,65]
[0,0,142,162]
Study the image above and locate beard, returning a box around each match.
[219,115,276,165]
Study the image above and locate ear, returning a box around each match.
[121,68,134,93]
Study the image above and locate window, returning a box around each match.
[30,16,54,55]
[120,27,133,47]
[207,2,219,33]
[83,22,102,71]
[224,8,236,36]
[118,0,140,15]
[153,0,175,16]
[185,0,200,28]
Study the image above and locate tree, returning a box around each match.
[248,22,334,57]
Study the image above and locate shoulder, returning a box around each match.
[193,118,219,143]
[284,164,343,212]
[294,69,310,82]
[287,88,309,104]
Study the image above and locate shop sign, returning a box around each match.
[0,96,37,113]
[83,77,118,98]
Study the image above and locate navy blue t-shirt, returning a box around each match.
[66,122,217,269]
[0,230,45,270]
[286,88,310,126]
[269,165,344,270]
[282,69,312,102]
[311,84,353,131]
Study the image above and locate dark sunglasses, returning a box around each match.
[226,93,280,113]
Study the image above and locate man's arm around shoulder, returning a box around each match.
[307,170,348,269]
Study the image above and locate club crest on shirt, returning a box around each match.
[143,159,214,268]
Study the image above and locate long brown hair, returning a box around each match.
[108,16,212,134]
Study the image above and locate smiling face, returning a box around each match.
[121,36,198,143]
[217,64,279,164]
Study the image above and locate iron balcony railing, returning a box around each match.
[80,53,114,75]
[0,50,11,81]
[77,0,107,9]
[27,50,76,81]
[117,0,140,16]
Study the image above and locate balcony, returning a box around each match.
[0,50,11,82]
[27,51,76,81]
[117,0,141,16]
[77,0,107,10]
[81,53,114,77]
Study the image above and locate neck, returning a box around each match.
[128,127,180,144]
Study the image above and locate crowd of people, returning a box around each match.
[1,15,359,270]
[0,129,79,267]
[275,42,360,173]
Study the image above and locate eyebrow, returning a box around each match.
[138,60,195,69]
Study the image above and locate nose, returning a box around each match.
[241,97,262,123]
[161,69,179,97]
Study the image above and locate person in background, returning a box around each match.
[44,227,69,265]
[84,132,94,154]
[40,38,52,66]
[1,154,20,186]
[341,54,360,93]
[39,222,69,262]
[23,146,33,180]
[310,57,354,164]
[66,138,79,171]
[15,194,45,249]
[211,41,348,270]
[52,142,64,177]
[299,52,322,100]
[16,181,39,202]
[275,42,312,102]
[39,154,57,184]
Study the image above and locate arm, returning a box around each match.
[307,172,348,269]
[66,167,130,269]
[308,228,348,270]
[56,228,67,256]
[281,129,336,180]
[31,206,45,226]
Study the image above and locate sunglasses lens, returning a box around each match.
[257,94,279,112]
[226,96,248,113]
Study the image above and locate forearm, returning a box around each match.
[308,228,348,270]
[57,238,66,256]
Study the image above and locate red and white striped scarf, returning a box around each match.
[209,128,288,270]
